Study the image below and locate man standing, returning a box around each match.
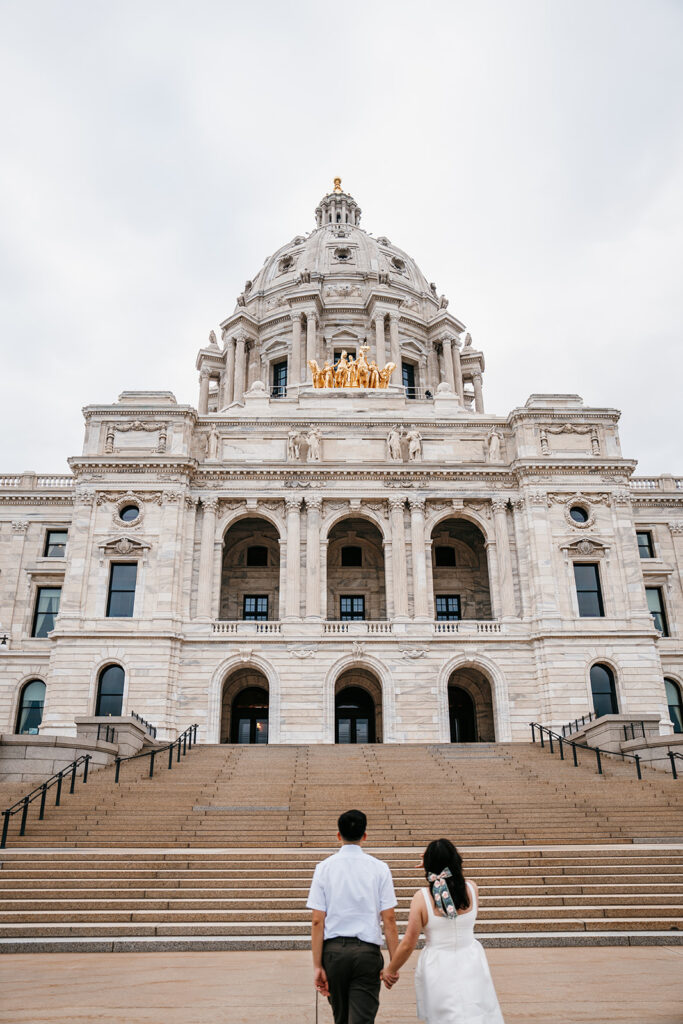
[307,809,399,1024]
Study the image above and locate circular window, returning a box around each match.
[334,247,351,261]
[391,256,406,272]
[569,506,589,524]
[119,505,139,523]
[278,255,294,273]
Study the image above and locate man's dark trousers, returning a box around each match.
[323,936,384,1024]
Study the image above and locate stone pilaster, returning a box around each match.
[233,334,247,404]
[440,336,455,391]
[222,330,235,408]
[284,496,302,620]
[389,313,401,369]
[451,337,465,403]
[409,498,430,620]
[306,313,318,378]
[375,315,386,368]
[196,497,218,620]
[473,373,484,413]
[156,490,183,619]
[305,496,322,619]
[389,496,409,619]
[492,497,516,618]
[198,370,210,415]
[291,312,303,386]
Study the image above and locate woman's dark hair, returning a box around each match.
[423,838,469,911]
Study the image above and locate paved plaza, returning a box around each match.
[1,948,682,1024]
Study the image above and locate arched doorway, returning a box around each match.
[448,686,477,742]
[334,668,383,743]
[16,679,46,734]
[327,518,386,621]
[220,518,281,621]
[431,519,492,620]
[221,668,270,743]
[446,667,495,741]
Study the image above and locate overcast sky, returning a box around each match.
[1,0,681,475]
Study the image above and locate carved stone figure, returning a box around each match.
[407,429,422,461]
[208,330,218,347]
[306,428,321,462]
[462,331,473,348]
[487,429,502,462]
[207,425,219,460]
[387,427,403,461]
[378,362,397,388]
[300,267,311,283]
[287,431,300,461]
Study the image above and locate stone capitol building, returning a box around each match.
[2,180,683,749]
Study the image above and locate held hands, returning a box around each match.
[381,968,400,989]
[314,967,329,997]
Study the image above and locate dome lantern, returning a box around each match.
[315,178,361,229]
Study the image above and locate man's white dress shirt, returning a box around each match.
[307,844,397,946]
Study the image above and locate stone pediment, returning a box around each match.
[98,534,151,565]
[560,536,610,558]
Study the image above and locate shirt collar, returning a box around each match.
[339,844,363,855]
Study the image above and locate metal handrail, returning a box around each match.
[1,754,92,849]
[529,722,646,780]
[668,751,683,780]
[623,721,646,742]
[114,724,198,782]
[96,724,117,744]
[560,712,596,737]
[130,711,157,739]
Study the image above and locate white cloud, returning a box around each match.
[1,0,681,473]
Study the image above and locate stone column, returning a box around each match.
[196,497,219,619]
[389,497,409,619]
[451,338,465,403]
[233,335,247,404]
[492,497,516,618]
[305,496,322,619]
[198,370,210,415]
[284,496,302,619]
[320,539,329,620]
[375,315,386,368]
[156,490,183,618]
[473,373,484,413]
[306,313,317,379]
[409,498,430,620]
[222,333,235,408]
[181,497,198,620]
[440,337,455,390]
[291,312,303,386]
[389,313,401,369]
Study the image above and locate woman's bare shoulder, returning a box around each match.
[466,877,479,892]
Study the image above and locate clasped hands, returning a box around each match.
[381,967,400,989]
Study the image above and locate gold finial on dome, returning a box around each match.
[333,177,343,193]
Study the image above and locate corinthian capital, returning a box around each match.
[388,496,406,512]
[306,495,323,513]
[201,496,219,513]
[285,496,303,512]
[491,496,509,514]
[408,497,426,514]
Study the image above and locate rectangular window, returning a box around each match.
[32,587,61,637]
[574,563,604,617]
[646,587,669,635]
[435,595,461,621]
[44,530,68,558]
[636,531,655,559]
[402,362,416,399]
[243,595,268,621]
[271,360,288,399]
[106,563,137,618]
[340,595,365,621]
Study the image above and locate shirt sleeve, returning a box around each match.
[306,864,327,912]
[379,866,397,910]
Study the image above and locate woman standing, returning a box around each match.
[382,838,504,1023]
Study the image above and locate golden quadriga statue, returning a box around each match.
[309,345,397,390]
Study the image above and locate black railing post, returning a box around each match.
[548,732,554,754]
[595,748,602,775]
[115,758,121,783]
[188,727,192,751]
[39,783,47,820]
[19,797,29,836]
[635,754,642,780]
[168,742,174,770]
[182,732,187,756]
[97,724,101,741]
[668,752,677,780]
[149,751,155,778]
[83,756,90,783]
[572,742,578,767]
[559,736,564,760]
[55,772,63,806]
[193,725,198,744]
[530,723,536,742]
[1,810,10,849]
[539,728,545,749]
[70,761,77,794]
[177,738,181,762]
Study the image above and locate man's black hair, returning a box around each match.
[337,809,367,842]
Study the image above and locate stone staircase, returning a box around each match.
[0,743,681,951]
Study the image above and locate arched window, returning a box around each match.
[665,678,683,734]
[590,664,619,717]
[335,686,376,744]
[96,665,125,717]
[16,679,45,734]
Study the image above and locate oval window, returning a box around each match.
[119,505,139,523]
[570,506,589,524]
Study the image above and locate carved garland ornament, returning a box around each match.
[539,424,601,456]
[105,420,168,454]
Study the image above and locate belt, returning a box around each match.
[324,936,380,950]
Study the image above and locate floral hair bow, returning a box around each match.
[427,867,456,918]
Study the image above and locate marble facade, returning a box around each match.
[1,184,682,745]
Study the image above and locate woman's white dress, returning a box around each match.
[414,881,504,1023]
